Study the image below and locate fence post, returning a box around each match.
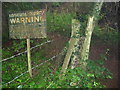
[27,39,32,77]
[61,19,80,74]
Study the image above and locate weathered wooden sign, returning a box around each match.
[9,9,47,39]
[9,9,47,77]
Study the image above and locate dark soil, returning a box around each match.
[41,32,69,58]
[89,38,119,88]
[46,32,119,88]
[3,31,119,88]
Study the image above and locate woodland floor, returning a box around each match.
[46,32,119,88]
[2,2,119,88]
[90,37,119,88]
[2,32,119,88]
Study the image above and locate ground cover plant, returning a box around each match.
[2,2,119,88]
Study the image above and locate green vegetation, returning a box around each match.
[52,2,61,7]
[2,42,112,88]
[2,39,51,88]
[47,11,75,37]
[93,25,119,43]
[43,49,112,88]
[2,2,118,88]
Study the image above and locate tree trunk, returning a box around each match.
[79,1,104,69]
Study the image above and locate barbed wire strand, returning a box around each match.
[1,40,53,62]
[4,51,63,85]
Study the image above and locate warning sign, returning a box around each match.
[9,9,47,39]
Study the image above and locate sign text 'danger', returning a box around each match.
[9,9,47,39]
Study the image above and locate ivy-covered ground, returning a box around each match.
[2,2,119,88]
[2,31,118,88]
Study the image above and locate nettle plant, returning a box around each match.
[45,54,112,88]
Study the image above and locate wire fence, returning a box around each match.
[2,38,66,87]
[4,50,63,85]
[1,40,53,62]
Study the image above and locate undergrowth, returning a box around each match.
[2,39,51,88]
[44,54,112,88]
[46,11,75,37]
[2,38,113,88]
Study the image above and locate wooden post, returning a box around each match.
[61,19,80,74]
[27,39,32,77]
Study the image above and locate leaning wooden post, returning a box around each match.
[27,39,32,77]
[61,19,80,74]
